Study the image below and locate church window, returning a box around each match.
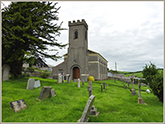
[74,31,78,39]
[85,31,87,40]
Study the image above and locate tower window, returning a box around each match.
[85,31,87,40]
[74,31,78,39]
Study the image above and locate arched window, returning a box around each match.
[74,31,78,39]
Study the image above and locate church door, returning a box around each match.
[73,67,80,79]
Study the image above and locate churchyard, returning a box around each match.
[2,76,163,122]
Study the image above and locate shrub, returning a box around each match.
[26,67,34,73]
[40,72,50,78]
[142,62,158,87]
[22,67,26,71]
[151,72,163,102]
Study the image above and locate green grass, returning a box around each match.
[2,77,163,122]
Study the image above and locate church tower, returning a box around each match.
[66,19,89,81]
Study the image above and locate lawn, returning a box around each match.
[2,76,163,122]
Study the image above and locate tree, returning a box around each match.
[2,2,67,77]
[142,62,163,102]
[142,62,158,89]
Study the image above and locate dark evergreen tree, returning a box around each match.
[2,2,67,77]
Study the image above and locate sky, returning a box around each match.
[1,1,164,72]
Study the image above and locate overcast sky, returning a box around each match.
[1,1,164,72]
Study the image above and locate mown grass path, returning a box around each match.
[2,77,163,122]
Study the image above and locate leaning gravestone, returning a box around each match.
[2,64,11,81]
[34,80,41,88]
[10,99,27,113]
[39,86,52,100]
[27,78,35,90]
[78,95,95,122]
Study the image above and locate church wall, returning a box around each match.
[51,62,66,79]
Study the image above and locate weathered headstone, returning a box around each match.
[39,86,52,100]
[78,95,95,122]
[89,105,99,117]
[2,64,11,81]
[62,73,65,83]
[57,74,62,83]
[82,81,84,86]
[131,77,137,95]
[137,79,146,105]
[34,80,41,88]
[88,81,93,97]
[101,84,103,92]
[78,78,80,88]
[67,74,71,83]
[103,82,106,89]
[27,78,35,90]
[10,99,27,113]
[51,89,56,97]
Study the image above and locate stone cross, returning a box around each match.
[78,78,80,88]
[27,78,35,90]
[10,99,27,113]
[78,95,95,122]
[57,74,62,83]
[103,82,106,89]
[38,86,52,100]
[2,64,11,81]
[88,81,93,97]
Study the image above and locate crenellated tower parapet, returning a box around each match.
[68,19,88,30]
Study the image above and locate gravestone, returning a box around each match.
[88,81,93,97]
[138,79,146,105]
[101,84,103,92]
[2,64,11,81]
[78,95,95,122]
[57,74,62,83]
[82,81,84,86]
[103,82,106,89]
[51,89,56,97]
[10,99,27,113]
[67,74,71,83]
[34,80,41,88]
[89,105,99,117]
[39,86,52,100]
[78,78,80,88]
[131,77,137,95]
[62,73,65,83]
[27,78,35,90]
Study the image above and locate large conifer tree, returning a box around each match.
[2,2,66,77]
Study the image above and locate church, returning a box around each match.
[52,19,108,81]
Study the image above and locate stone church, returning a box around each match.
[52,19,108,81]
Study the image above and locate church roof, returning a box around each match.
[63,49,108,62]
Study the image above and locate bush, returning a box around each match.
[142,62,158,87]
[40,72,50,78]
[151,72,163,102]
[22,67,26,71]
[142,62,163,102]
[26,67,34,73]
